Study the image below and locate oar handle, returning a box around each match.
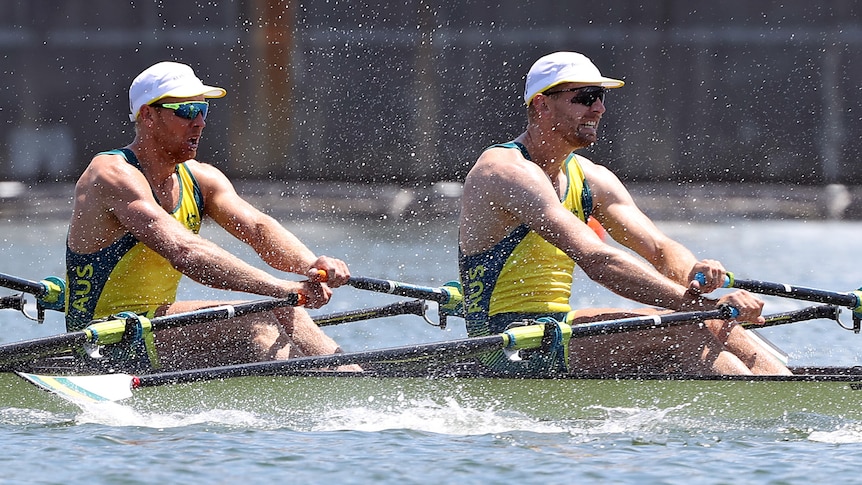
[695,272,862,311]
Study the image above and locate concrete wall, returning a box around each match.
[2,1,861,185]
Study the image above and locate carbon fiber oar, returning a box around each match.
[17,305,843,404]
[313,299,428,327]
[0,295,304,365]
[17,307,742,402]
[345,276,464,328]
[697,272,862,331]
[0,272,66,322]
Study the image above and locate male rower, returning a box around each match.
[458,51,791,376]
[65,61,358,372]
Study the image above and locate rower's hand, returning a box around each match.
[717,290,765,324]
[299,280,333,309]
[688,259,726,294]
[307,256,350,288]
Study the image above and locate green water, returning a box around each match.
[2,215,862,484]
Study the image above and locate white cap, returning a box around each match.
[129,61,227,121]
[523,52,624,106]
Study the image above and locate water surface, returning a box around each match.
[2,215,861,484]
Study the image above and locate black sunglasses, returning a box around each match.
[543,86,606,106]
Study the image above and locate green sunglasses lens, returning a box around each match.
[155,101,209,120]
[173,102,208,119]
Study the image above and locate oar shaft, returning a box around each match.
[0,295,304,366]
[731,279,858,308]
[570,305,838,337]
[312,300,426,327]
[569,307,731,338]
[743,305,840,329]
[0,272,48,297]
[135,334,507,387]
[0,332,88,363]
[152,295,303,330]
[346,276,452,303]
[0,295,25,312]
[697,272,861,310]
[136,307,738,387]
[0,272,65,312]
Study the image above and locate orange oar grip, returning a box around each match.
[316,269,328,281]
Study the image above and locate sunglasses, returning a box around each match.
[151,101,210,120]
[543,86,606,106]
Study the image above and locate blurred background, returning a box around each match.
[1,1,861,218]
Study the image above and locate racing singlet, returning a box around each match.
[458,142,592,374]
[65,148,204,331]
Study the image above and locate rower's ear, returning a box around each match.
[137,104,158,124]
[528,93,553,118]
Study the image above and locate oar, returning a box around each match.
[741,304,841,329]
[0,295,26,313]
[566,305,736,338]
[0,272,434,326]
[0,272,66,323]
[0,272,64,302]
[696,272,862,331]
[345,276,464,328]
[0,295,305,366]
[17,320,570,402]
[17,306,742,402]
[20,304,843,403]
[312,299,428,327]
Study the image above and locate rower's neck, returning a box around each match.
[516,130,571,176]
[127,141,179,186]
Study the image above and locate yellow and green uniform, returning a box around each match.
[65,148,203,338]
[458,141,592,376]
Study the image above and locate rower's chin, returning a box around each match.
[580,126,599,138]
[571,132,597,147]
[181,143,199,159]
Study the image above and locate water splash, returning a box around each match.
[572,404,692,435]
[0,407,74,426]
[808,422,862,443]
[72,400,270,429]
[311,394,566,435]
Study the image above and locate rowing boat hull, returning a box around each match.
[4,366,862,420]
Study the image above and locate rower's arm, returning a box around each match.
[196,162,350,287]
[586,162,701,286]
[198,162,317,272]
[481,154,713,312]
[92,158,307,300]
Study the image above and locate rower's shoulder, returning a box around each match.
[470,147,541,181]
[80,152,141,187]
